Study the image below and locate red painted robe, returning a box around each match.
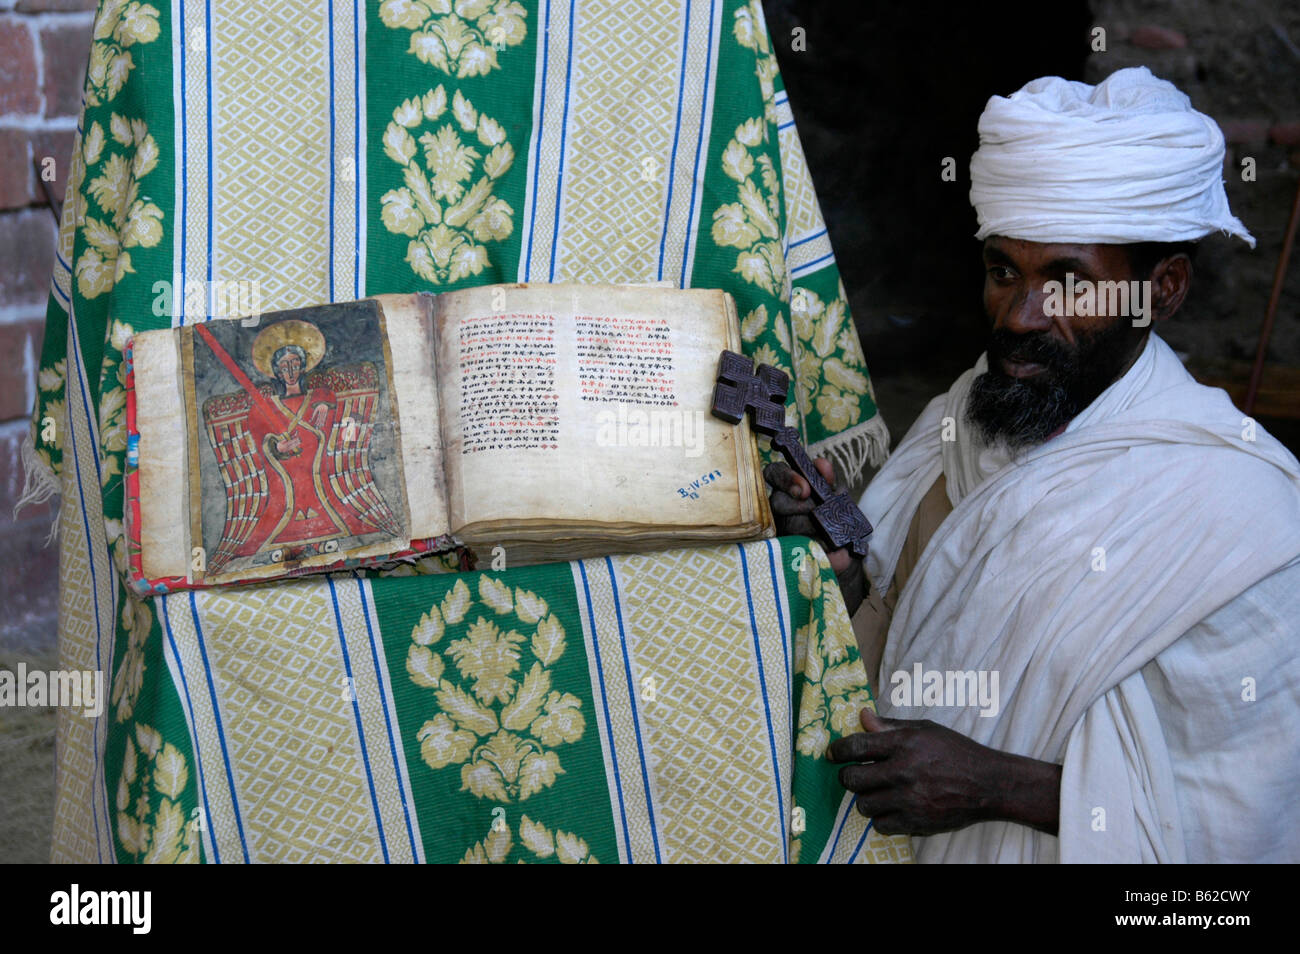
[234,384,374,556]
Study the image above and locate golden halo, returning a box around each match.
[251,319,326,379]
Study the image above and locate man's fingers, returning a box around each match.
[769,491,816,518]
[863,808,905,833]
[827,708,904,764]
[839,762,896,794]
[813,456,836,488]
[765,462,817,527]
[826,547,852,575]
[767,458,839,497]
[859,708,901,733]
[764,461,811,500]
[827,728,895,764]
[852,788,902,822]
[775,515,823,539]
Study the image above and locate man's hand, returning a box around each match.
[310,403,330,429]
[828,709,1061,837]
[764,457,867,615]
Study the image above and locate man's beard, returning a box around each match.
[966,321,1146,450]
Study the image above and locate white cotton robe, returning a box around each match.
[860,333,1300,862]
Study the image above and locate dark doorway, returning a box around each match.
[765,0,1093,450]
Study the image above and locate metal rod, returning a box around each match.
[1245,173,1300,415]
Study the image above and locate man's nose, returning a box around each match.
[995,283,1054,335]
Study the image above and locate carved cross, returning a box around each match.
[712,349,873,560]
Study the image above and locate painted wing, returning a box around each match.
[201,389,270,575]
[309,362,404,539]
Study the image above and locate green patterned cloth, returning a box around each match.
[102,538,910,863]
[21,0,894,862]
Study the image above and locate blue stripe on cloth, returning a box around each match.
[789,228,826,248]
[825,793,853,863]
[764,539,793,740]
[524,0,552,280]
[678,0,716,289]
[353,574,418,861]
[326,577,389,862]
[737,544,788,862]
[577,560,633,862]
[204,0,213,289]
[547,0,578,282]
[603,557,662,862]
[656,0,691,281]
[850,820,875,863]
[51,278,70,305]
[66,310,103,509]
[352,0,362,299]
[188,591,251,862]
[69,309,117,861]
[161,595,220,864]
[64,319,105,862]
[178,0,189,324]
[327,0,336,300]
[778,120,794,131]
[791,252,834,278]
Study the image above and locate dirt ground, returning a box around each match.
[0,647,58,865]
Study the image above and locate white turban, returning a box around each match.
[969,67,1255,248]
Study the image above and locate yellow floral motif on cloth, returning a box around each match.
[379,0,527,76]
[791,285,870,434]
[115,725,201,863]
[406,578,586,804]
[381,87,516,284]
[708,0,882,467]
[740,303,793,382]
[32,359,66,475]
[712,117,785,297]
[86,317,136,504]
[460,814,598,864]
[111,596,152,722]
[794,543,873,759]
[86,0,160,107]
[76,115,163,301]
[733,0,779,126]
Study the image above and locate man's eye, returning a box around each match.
[986,266,1015,282]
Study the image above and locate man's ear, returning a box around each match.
[1150,253,1192,323]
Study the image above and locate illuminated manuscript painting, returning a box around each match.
[181,300,410,578]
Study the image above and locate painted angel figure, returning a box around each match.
[199,318,404,575]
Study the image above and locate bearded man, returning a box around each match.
[767,67,1300,863]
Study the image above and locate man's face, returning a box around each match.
[967,236,1151,449]
[276,352,303,388]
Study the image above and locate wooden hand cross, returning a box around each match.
[712,349,873,560]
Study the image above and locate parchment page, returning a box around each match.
[134,330,191,579]
[435,283,747,531]
[376,292,447,540]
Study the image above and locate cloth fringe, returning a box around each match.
[15,428,60,545]
[809,412,891,488]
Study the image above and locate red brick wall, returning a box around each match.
[0,0,95,649]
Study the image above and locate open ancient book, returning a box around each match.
[125,283,773,590]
